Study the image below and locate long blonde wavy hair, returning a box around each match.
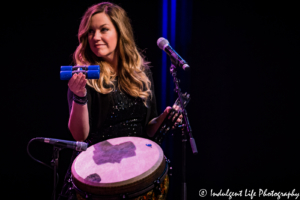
[73,2,152,106]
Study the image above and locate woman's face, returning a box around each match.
[88,12,118,62]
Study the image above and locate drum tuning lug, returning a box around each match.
[154,179,160,185]
[158,187,162,194]
[154,186,162,195]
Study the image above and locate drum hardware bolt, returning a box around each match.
[154,186,162,195]
[158,187,162,194]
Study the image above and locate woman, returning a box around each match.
[59,2,182,199]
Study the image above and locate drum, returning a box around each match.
[71,137,169,200]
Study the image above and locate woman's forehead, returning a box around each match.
[90,12,113,27]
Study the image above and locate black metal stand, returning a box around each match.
[170,64,198,200]
[51,146,62,200]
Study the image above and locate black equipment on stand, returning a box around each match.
[27,137,87,200]
[52,146,61,200]
[170,64,198,200]
[157,37,198,200]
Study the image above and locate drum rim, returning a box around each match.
[72,159,169,199]
[71,137,165,195]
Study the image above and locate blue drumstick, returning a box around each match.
[60,65,100,71]
[60,70,100,80]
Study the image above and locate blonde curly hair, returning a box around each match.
[73,2,152,106]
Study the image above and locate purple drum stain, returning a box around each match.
[92,141,136,165]
[85,173,101,183]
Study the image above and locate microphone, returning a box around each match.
[157,37,189,70]
[36,137,88,151]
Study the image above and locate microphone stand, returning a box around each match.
[169,64,198,200]
[51,146,62,200]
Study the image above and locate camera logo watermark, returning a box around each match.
[198,189,299,199]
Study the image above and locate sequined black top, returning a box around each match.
[58,69,158,200]
[85,81,148,145]
[66,68,157,146]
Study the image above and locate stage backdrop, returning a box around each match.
[2,0,299,199]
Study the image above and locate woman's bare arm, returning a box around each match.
[67,73,90,141]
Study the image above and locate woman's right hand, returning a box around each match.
[68,73,87,97]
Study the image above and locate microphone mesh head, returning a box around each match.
[157,37,169,50]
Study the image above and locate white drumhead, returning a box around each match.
[71,137,165,195]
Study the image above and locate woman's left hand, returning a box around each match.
[164,106,184,130]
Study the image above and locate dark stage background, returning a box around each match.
[3,0,299,199]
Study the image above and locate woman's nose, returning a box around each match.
[93,30,101,40]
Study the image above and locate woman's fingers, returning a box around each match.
[164,106,172,119]
[177,114,183,123]
[79,74,87,87]
[172,112,178,121]
[164,106,172,114]
[68,73,87,96]
[68,73,77,88]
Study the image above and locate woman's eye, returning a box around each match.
[88,29,94,34]
[101,28,108,32]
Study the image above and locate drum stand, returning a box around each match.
[51,146,62,200]
[169,64,198,200]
